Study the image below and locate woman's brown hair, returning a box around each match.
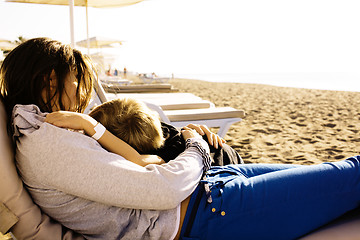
[0,37,95,121]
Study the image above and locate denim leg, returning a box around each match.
[185,156,360,240]
[215,162,303,177]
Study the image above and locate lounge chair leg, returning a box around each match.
[217,122,233,138]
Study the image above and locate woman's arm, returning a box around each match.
[45,111,164,166]
[14,102,208,210]
[20,122,206,210]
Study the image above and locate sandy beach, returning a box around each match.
[169,78,360,165]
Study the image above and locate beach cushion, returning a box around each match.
[0,100,84,239]
[300,208,360,239]
[106,92,212,110]
[164,107,246,121]
[102,83,178,93]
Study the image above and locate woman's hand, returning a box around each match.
[185,124,225,149]
[45,111,97,135]
[181,126,202,141]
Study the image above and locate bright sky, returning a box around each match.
[1,0,360,79]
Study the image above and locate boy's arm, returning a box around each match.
[90,127,164,166]
[45,111,163,166]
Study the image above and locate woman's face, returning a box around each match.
[42,70,78,112]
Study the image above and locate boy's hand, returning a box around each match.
[185,124,225,149]
[140,155,165,165]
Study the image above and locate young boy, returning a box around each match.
[89,98,243,165]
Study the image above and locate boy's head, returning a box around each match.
[89,98,165,153]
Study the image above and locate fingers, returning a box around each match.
[215,134,225,148]
[199,125,225,149]
[184,124,226,148]
[45,112,60,123]
[181,126,201,140]
[45,111,68,123]
[203,126,215,147]
[208,128,225,148]
[186,124,204,135]
[45,112,67,127]
[45,111,83,129]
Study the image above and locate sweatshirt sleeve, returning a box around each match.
[16,122,208,210]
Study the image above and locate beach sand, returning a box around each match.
[169,78,360,165]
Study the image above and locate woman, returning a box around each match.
[1,38,360,240]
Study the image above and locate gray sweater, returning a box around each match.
[12,104,208,240]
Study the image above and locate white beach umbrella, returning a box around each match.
[89,51,119,73]
[77,36,124,69]
[76,36,123,49]
[5,0,144,49]
[0,39,17,51]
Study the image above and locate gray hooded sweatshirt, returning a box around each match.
[12,104,208,240]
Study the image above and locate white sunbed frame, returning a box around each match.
[139,75,170,84]
[89,78,245,138]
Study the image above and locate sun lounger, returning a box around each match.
[139,75,170,84]
[102,83,178,93]
[106,92,213,110]
[100,75,132,85]
[106,92,204,101]
[153,104,245,137]
[0,99,84,239]
[299,208,360,239]
[93,79,245,137]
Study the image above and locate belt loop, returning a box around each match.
[201,175,212,204]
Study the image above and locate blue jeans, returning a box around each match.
[180,156,360,240]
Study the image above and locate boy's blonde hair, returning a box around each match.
[89,98,165,153]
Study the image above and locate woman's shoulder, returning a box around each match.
[12,104,46,137]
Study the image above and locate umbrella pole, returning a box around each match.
[69,0,75,47]
[86,0,90,55]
